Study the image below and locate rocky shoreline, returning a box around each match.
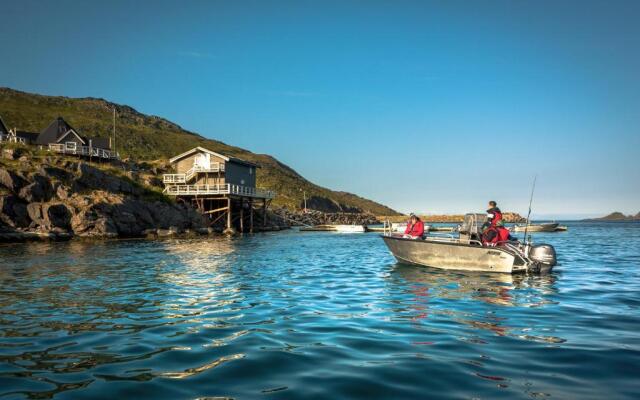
[0,150,384,243]
[0,149,281,242]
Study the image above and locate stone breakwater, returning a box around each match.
[271,208,380,226]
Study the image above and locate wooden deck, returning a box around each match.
[163,164,225,183]
[163,183,275,199]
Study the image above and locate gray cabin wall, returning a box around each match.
[60,133,84,146]
[175,154,198,174]
[225,161,256,187]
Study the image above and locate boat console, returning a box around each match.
[458,213,488,244]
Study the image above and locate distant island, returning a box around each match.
[585,212,640,221]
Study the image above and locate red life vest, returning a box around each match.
[497,226,510,242]
[482,226,510,245]
[487,207,503,227]
[405,220,424,237]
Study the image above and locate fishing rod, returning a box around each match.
[523,175,537,243]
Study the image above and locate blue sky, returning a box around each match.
[1,0,638,218]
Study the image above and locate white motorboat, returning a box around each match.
[511,222,559,233]
[381,213,557,273]
[334,225,366,233]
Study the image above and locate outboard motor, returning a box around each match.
[529,244,557,272]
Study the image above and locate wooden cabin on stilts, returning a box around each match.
[163,147,275,233]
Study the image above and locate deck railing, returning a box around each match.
[163,183,275,199]
[48,143,119,159]
[0,134,26,144]
[163,163,225,183]
[163,174,187,184]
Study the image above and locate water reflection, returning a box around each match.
[389,264,565,344]
[393,265,558,307]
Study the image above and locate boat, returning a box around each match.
[510,222,559,233]
[391,222,407,233]
[334,225,366,233]
[300,224,366,232]
[381,213,557,274]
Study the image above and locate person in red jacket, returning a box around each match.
[482,201,510,245]
[486,201,503,227]
[404,213,424,239]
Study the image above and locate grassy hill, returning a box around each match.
[0,87,400,215]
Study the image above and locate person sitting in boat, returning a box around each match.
[403,213,424,239]
[485,201,503,228]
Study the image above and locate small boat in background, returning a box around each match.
[334,225,366,233]
[300,224,365,232]
[391,222,407,233]
[511,222,559,233]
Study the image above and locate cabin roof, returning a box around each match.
[36,117,79,145]
[15,131,39,142]
[169,146,259,168]
[90,137,111,150]
[34,117,110,149]
[56,128,86,144]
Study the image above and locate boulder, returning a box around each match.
[0,168,27,192]
[18,174,54,202]
[26,203,45,226]
[44,204,71,230]
[39,166,73,182]
[0,195,30,227]
[2,149,15,160]
[76,163,140,195]
[55,184,71,200]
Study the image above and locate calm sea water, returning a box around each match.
[0,221,639,399]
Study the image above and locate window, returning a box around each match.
[249,168,253,175]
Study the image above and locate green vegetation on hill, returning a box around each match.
[0,87,400,215]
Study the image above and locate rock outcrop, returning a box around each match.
[0,157,209,241]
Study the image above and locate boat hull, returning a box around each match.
[512,223,559,232]
[334,225,366,233]
[382,236,527,273]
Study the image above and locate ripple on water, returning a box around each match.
[0,222,639,399]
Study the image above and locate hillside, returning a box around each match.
[0,87,400,215]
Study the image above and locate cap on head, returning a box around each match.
[489,201,497,207]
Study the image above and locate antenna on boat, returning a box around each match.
[523,175,537,242]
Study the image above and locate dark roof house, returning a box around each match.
[0,116,38,144]
[14,130,39,143]
[36,117,111,150]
